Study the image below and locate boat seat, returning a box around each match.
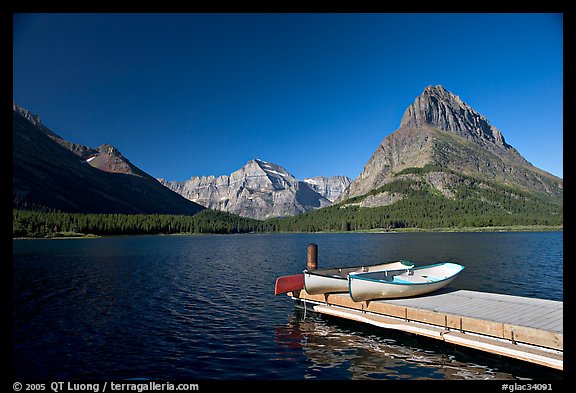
[393,275,429,284]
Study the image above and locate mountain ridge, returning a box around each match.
[159,159,351,220]
[12,104,205,215]
[13,83,562,231]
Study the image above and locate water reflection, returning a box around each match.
[275,309,551,380]
[14,233,562,380]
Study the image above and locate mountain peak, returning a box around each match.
[97,143,123,157]
[243,158,296,180]
[337,86,562,202]
[400,85,508,147]
[424,84,448,94]
[160,159,338,219]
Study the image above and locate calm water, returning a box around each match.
[12,232,563,380]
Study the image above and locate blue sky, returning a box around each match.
[13,13,563,181]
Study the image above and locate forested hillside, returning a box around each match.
[262,166,562,232]
[13,165,562,238]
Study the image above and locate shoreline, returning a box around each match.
[359,225,564,233]
[12,225,563,240]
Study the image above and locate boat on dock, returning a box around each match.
[275,244,562,371]
[349,262,464,300]
[304,260,414,295]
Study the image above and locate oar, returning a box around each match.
[274,274,304,295]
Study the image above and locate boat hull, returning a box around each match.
[349,262,464,301]
[274,274,304,295]
[304,260,413,295]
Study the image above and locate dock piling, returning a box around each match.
[307,243,318,270]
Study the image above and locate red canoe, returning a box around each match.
[274,274,304,295]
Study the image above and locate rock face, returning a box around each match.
[400,85,508,147]
[85,144,154,179]
[13,102,41,125]
[160,160,350,219]
[13,103,205,215]
[338,85,563,203]
[303,176,352,202]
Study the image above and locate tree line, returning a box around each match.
[12,209,262,238]
[13,186,562,238]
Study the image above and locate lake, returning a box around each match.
[12,232,563,380]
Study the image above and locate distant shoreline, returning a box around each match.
[12,225,563,240]
[358,225,564,233]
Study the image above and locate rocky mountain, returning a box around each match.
[13,103,205,215]
[159,160,350,220]
[270,85,562,232]
[338,85,563,205]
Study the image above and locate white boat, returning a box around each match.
[304,260,414,295]
[348,262,464,301]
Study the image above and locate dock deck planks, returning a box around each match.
[379,289,562,333]
[289,288,563,370]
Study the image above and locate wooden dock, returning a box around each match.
[289,288,563,370]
